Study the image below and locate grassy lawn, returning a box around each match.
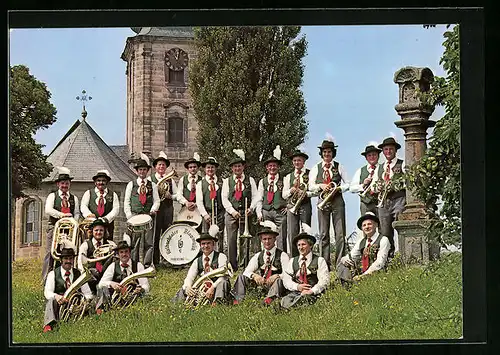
[11,252,462,343]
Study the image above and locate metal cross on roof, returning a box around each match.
[76,90,92,120]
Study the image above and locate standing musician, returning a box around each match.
[176,152,203,234]
[149,151,177,265]
[42,167,81,284]
[80,169,120,240]
[172,225,232,305]
[77,219,116,295]
[337,212,390,285]
[280,224,330,309]
[370,137,406,258]
[256,145,288,253]
[283,149,313,257]
[349,143,382,217]
[221,149,259,271]
[196,157,225,253]
[123,153,160,267]
[96,241,150,314]
[308,137,350,271]
[231,221,289,306]
[43,241,93,332]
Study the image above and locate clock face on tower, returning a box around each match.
[165,48,189,71]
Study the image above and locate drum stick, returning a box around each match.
[151,212,157,267]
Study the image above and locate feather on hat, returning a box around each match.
[257,220,279,236]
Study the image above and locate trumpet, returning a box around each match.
[317,182,338,211]
[110,265,157,309]
[289,182,308,215]
[184,262,233,309]
[376,180,392,208]
[157,169,179,201]
[59,266,95,322]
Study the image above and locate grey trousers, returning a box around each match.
[280,291,322,309]
[41,227,55,284]
[286,202,312,257]
[172,278,231,304]
[231,274,286,302]
[43,298,60,327]
[201,211,225,253]
[360,200,378,217]
[262,209,287,252]
[378,195,406,254]
[317,195,346,270]
[131,228,154,267]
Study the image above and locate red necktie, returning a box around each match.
[209,177,217,200]
[324,163,331,184]
[97,190,105,216]
[267,175,275,204]
[188,176,196,202]
[384,161,392,182]
[64,271,71,289]
[234,177,243,201]
[204,256,210,273]
[264,251,273,280]
[299,256,308,284]
[95,240,103,272]
[61,192,70,214]
[362,238,372,272]
[139,179,147,205]
[294,169,302,188]
[370,165,376,178]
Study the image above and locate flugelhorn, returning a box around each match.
[52,217,80,262]
[317,182,338,211]
[289,182,308,215]
[157,169,179,201]
[110,265,157,309]
[184,262,233,309]
[59,266,95,322]
[376,180,393,208]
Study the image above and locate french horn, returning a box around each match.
[110,265,157,309]
[157,169,179,201]
[52,217,80,262]
[59,266,95,322]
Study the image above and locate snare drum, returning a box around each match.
[127,214,153,234]
[159,223,201,265]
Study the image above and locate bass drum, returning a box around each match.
[159,223,201,266]
[175,205,202,227]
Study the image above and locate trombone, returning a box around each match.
[239,198,252,268]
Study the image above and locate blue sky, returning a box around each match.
[9,25,449,238]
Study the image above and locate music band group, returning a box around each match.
[41,135,406,333]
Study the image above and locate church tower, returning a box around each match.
[121,27,198,170]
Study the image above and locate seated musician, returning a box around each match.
[96,241,150,314]
[337,212,390,285]
[280,225,330,309]
[43,241,93,332]
[77,219,116,295]
[172,225,231,306]
[231,221,290,306]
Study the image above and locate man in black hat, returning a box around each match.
[148,151,177,265]
[370,137,406,257]
[80,169,120,240]
[96,240,150,313]
[43,242,93,332]
[176,152,203,234]
[256,145,288,253]
[172,225,231,305]
[196,156,226,253]
[280,225,330,309]
[123,152,160,267]
[42,167,81,284]
[337,212,390,284]
[221,149,259,271]
[349,143,382,217]
[77,219,117,295]
[283,149,313,257]
[308,138,350,271]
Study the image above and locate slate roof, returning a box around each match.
[44,114,136,183]
[109,145,130,165]
[131,27,194,38]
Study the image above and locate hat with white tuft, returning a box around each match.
[317,132,338,151]
[196,224,220,242]
[134,152,152,170]
[55,167,74,182]
[153,151,170,167]
[293,223,316,246]
[184,152,202,169]
[230,148,246,166]
[201,156,220,168]
[264,145,282,165]
[257,220,279,237]
[92,169,112,182]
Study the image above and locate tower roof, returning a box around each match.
[131,27,194,38]
[44,115,136,183]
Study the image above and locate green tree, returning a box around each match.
[10,65,57,198]
[406,25,460,247]
[189,26,308,178]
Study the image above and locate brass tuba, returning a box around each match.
[157,169,179,201]
[184,262,233,309]
[289,182,308,215]
[59,266,95,322]
[317,182,339,211]
[52,217,80,262]
[110,265,157,309]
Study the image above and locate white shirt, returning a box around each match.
[98,259,150,294]
[77,238,117,272]
[255,173,281,218]
[349,163,380,193]
[282,168,314,200]
[45,190,81,220]
[242,246,290,279]
[182,251,229,290]
[282,252,330,295]
[123,177,160,220]
[148,172,178,202]
[308,160,350,194]
[340,231,390,275]
[44,266,93,300]
[221,173,259,215]
[80,187,120,222]
[176,173,200,206]
[196,175,220,218]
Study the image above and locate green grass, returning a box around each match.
[11,252,462,343]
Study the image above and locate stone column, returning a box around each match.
[392,67,440,263]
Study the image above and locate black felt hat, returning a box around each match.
[357,212,380,229]
[361,145,382,156]
[201,157,220,168]
[92,170,112,182]
[153,151,171,168]
[292,232,316,246]
[378,137,401,150]
[113,240,132,251]
[289,150,309,160]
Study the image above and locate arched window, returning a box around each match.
[23,198,41,245]
[168,68,185,86]
[167,116,184,144]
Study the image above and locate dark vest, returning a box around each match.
[88,189,115,217]
[359,235,383,267]
[151,174,174,207]
[182,174,202,201]
[201,178,223,214]
[257,249,283,276]
[48,192,76,225]
[130,179,154,214]
[84,238,110,270]
[261,175,287,211]
[291,254,319,286]
[287,169,311,205]
[377,159,405,199]
[112,259,138,283]
[359,166,377,204]
[228,175,253,211]
[315,161,342,185]
[196,251,220,281]
[54,267,82,295]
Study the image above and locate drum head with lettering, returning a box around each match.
[159,224,200,265]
